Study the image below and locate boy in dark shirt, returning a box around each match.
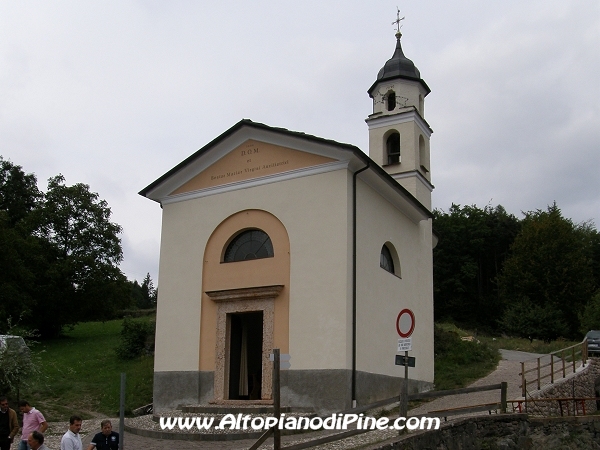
[87,420,119,450]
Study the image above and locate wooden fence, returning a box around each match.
[509,396,599,416]
[519,339,588,397]
[249,361,507,450]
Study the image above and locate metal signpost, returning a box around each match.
[269,351,291,450]
[395,309,415,419]
[119,373,126,450]
[272,349,281,450]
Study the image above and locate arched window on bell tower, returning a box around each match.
[386,91,396,111]
[386,132,400,165]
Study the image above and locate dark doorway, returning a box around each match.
[228,311,263,400]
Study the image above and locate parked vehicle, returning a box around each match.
[586,330,600,356]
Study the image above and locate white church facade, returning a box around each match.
[140,27,436,413]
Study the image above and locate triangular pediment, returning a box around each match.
[140,120,431,223]
[170,139,335,195]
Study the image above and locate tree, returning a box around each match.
[140,273,157,309]
[0,159,43,331]
[0,215,38,332]
[32,175,129,336]
[129,280,144,309]
[0,157,41,227]
[433,204,520,329]
[0,159,131,336]
[579,291,600,334]
[498,203,595,340]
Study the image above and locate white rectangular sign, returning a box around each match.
[397,338,412,352]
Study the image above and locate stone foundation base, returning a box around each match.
[153,369,432,414]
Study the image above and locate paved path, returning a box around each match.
[407,350,534,418]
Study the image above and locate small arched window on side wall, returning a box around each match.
[223,229,274,262]
[386,132,400,165]
[380,243,400,277]
[419,135,429,173]
[386,91,396,111]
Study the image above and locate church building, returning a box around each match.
[140,24,435,413]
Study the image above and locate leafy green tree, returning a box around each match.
[0,157,41,227]
[32,175,129,336]
[498,203,595,340]
[0,159,43,331]
[129,280,144,308]
[0,159,131,336]
[433,204,520,329]
[0,216,39,332]
[579,291,600,334]
[589,228,600,293]
[501,297,569,342]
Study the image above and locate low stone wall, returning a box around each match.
[371,414,529,450]
[370,415,600,450]
[525,358,600,416]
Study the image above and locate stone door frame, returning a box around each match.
[206,285,283,402]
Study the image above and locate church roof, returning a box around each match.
[139,119,432,219]
[368,33,430,96]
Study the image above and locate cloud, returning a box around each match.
[1,0,598,280]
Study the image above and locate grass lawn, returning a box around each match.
[24,318,154,422]
[433,322,581,392]
[436,322,581,355]
[433,323,501,391]
[18,318,579,422]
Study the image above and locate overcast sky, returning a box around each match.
[1,1,598,282]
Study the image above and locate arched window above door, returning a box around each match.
[223,229,274,262]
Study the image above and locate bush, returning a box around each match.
[0,334,37,396]
[115,317,155,360]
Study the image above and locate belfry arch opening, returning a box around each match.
[386,132,401,165]
[386,91,396,111]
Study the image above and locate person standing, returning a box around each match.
[18,400,47,450]
[27,431,50,450]
[60,415,83,450]
[0,397,19,450]
[86,420,119,450]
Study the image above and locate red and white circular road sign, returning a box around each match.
[396,308,415,338]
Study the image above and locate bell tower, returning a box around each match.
[366,12,433,210]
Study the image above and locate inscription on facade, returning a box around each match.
[208,143,289,181]
[171,139,336,196]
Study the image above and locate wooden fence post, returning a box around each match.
[500,382,507,414]
[521,362,526,398]
[537,358,541,390]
